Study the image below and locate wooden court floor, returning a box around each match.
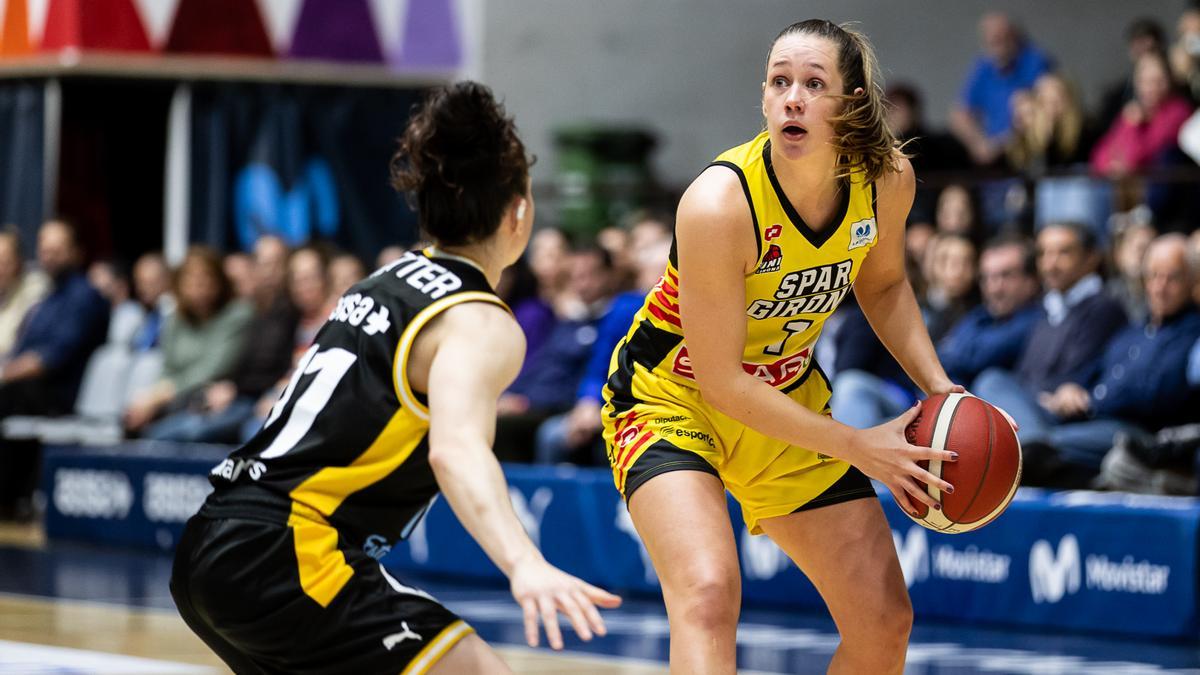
[0,522,667,674]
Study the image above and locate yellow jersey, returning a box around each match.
[606,131,879,402]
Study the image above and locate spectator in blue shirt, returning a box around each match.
[0,220,109,519]
[0,220,109,408]
[534,216,673,465]
[1021,234,1200,485]
[494,246,619,462]
[950,12,1053,166]
[938,234,1041,384]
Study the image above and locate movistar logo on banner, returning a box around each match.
[1085,556,1171,594]
[235,158,340,249]
[1030,535,1171,604]
[1030,535,1082,603]
[892,526,1011,588]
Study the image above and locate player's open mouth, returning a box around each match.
[782,124,807,141]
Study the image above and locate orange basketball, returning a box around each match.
[903,393,1022,533]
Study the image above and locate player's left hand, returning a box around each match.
[509,554,622,650]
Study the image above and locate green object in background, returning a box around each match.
[554,126,657,240]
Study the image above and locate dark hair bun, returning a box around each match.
[391,82,531,246]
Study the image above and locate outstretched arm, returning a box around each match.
[424,303,620,649]
[854,158,956,397]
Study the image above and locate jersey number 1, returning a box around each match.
[260,344,357,459]
[762,319,812,356]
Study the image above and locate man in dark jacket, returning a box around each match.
[0,220,109,518]
[938,234,1041,384]
[1021,235,1200,484]
[973,223,1128,441]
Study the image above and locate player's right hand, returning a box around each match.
[509,554,622,650]
[851,403,957,517]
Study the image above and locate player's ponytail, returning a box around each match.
[771,20,907,184]
[390,81,533,246]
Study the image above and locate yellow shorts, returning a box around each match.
[602,364,874,535]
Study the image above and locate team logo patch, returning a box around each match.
[755,244,783,274]
[764,224,783,241]
[848,218,877,250]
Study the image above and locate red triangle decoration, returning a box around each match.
[41,0,152,52]
[165,0,273,57]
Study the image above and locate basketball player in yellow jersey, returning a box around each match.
[602,20,964,673]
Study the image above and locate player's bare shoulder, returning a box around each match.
[438,301,524,357]
[680,165,753,226]
[677,165,759,271]
[414,300,525,391]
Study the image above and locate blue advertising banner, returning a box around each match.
[43,443,228,551]
[383,466,1200,639]
[41,446,1200,639]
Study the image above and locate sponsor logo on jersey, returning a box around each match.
[671,346,811,388]
[329,292,392,335]
[755,244,783,274]
[382,622,422,650]
[614,423,645,449]
[848,218,877,250]
[363,534,393,560]
[764,224,783,241]
[660,426,716,448]
[210,458,267,482]
[747,259,854,319]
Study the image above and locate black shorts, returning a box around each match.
[170,509,471,675]
[623,441,876,514]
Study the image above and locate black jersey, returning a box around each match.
[206,248,506,558]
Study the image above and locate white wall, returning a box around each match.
[478,1,1182,186]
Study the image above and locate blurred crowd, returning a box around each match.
[873,7,1200,494]
[3,8,1200,521]
[0,213,674,521]
[898,8,1200,233]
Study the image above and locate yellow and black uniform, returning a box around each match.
[171,249,504,675]
[603,131,880,534]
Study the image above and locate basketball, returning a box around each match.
[903,393,1022,533]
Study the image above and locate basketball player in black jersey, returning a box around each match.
[170,82,621,674]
